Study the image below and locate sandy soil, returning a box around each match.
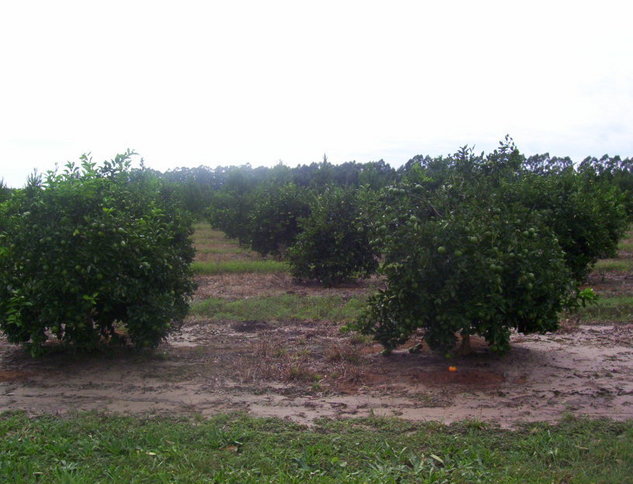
[586,270,633,297]
[1,313,632,427]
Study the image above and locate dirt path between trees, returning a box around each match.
[1,313,632,427]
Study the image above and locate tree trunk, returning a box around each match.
[458,334,472,355]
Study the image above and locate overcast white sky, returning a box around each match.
[1,0,631,187]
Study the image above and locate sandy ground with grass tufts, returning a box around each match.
[2,226,633,427]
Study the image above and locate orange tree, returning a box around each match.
[355,141,625,355]
[512,158,627,282]
[288,186,379,287]
[0,152,195,354]
[249,183,313,257]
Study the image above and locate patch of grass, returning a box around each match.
[191,260,290,274]
[190,294,366,322]
[192,223,226,238]
[594,258,633,272]
[618,241,633,252]
[191,223,246,246]
[0,412,632,483]
[573,295,633,322]
[196,246,251,255]
[617,230,633,251]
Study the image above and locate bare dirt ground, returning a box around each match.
[1,273,632,427]
[193,273,384,300]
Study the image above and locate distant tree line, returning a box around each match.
[158,159,397,218]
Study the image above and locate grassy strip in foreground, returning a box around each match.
[573,295,633,322]
[1,413,631,483]
[191,260,290,275]
[191,294,365,322]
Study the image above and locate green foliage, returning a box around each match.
[161,166,224,217]
[249,183,313,256]
[356,139,628,354]
[205,165,275,245]
[0,179,11,203]
[510,160,628,282]
[0,152,196,354]
[288,187,379,287]
[204,161,396,252]
[207,190,255,245]
[578,154,633,219]
[359,197,573,353]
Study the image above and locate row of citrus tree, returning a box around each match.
[0,140,630,356]
[206,138,629,354]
